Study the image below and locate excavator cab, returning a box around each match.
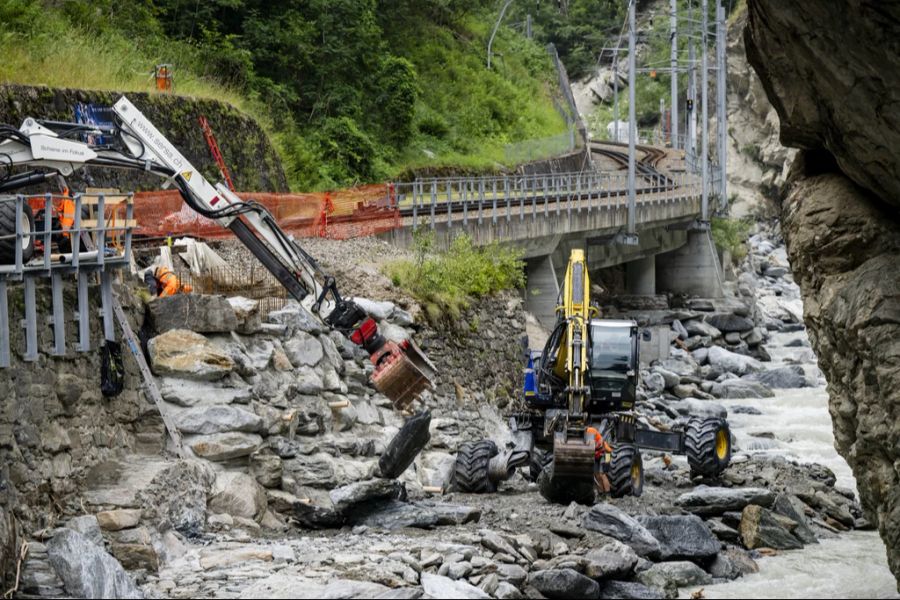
[586,320,639,413]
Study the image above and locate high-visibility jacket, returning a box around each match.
[57,198,76,230]
[154,267,192,297]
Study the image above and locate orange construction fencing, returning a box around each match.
[132,184,400,241]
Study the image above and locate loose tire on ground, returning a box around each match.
[452,439,499,493]
[537,461,596,505]
[608,444,644,498]
[0,201,34,265]
[685,417,732,478]
[526,447,553,482]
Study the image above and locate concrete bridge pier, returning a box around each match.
[525,254,561,329]
[625,255,656,295]
[656,229,724,298]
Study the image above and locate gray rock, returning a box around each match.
[159,377,253,406]
[149,330,234,381]
[267,302,323,334]
[495,581,524,599]
[528,569,599,600]
[643,372,666,394]
[745,366,810,389]
[209,472,268,522]
[250,452,283,488]
[136,460,215,535]
[283,332,324,368]
[671,319,689,340]
[353,297,396,321]
[360,501,440,530]
[174,405,263,435]
[583,540,639,579]
[638,515,721,561]
[47,529,142,599]
[771,494,818,544]
[582,504,661,559]
[706,346,762,375]
[675,486,776,516]
[294,370,325,395]
[149,294,238,334]
[740,505,803,550]
[652,367,681,389]
[704,313,754,333]
[420,573,490,599]
[667,398,728,419]
[709,379,775,399]
[684,319,722,338]
[329,479,403,514]
[636,561,711,596]
[596,581,665,599]
[189,432,263,461]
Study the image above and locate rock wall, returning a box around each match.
[0,281,152,588]
[744,0,900,586]
[0,84,288,193]
[724,6,794,217]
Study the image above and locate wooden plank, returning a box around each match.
[80,196,129,206]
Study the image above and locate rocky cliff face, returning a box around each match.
[0,85,287,193]
[744,0,900,586]
[724,6,794,217]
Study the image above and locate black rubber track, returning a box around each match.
[685,417,732,478]
[608,444,643,498]
[452,440,499,493]
[0,201,34,264]
[537,461,596,505]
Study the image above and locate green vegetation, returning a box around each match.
[386,229,525,325]
[711,216,751,263]
[0,0,567,190]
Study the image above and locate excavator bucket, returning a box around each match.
[551,431,595,479]
[371,339,437,410]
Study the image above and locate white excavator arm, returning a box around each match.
[0,96,435,408]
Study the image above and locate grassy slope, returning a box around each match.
[0,7,567,189]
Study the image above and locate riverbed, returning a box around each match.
[685,330,899,598]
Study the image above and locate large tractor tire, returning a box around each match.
[537,461,596,505]
[0,201,34,265]
[609,444,644,498]
[685,417,732,478]
[526,448,553,482]
[452,440,499,493]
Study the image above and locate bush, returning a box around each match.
[386,230,525,325]
[711,217,752,263]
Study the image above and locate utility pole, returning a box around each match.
[716,0,727,211]
[700,0,709,222]
[670,0,679,149]
[627,0,637,242]
[613,48,620,141]
[526,13,532,39]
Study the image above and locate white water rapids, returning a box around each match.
[684,331,899,598]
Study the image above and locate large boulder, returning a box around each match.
[684,319,722,338]
[329,479,403,514]
[149,294,238,334]
[708,379,775,399]
[706,346,762,376]
[744,366,811,389]
[704,313,755,333]
[675,486,776,516]
[189,432,263,461]
[283,332,324,368]
[739,504,803,550]
[174,405,263,435]
[582,504,660,559]
[421,572,490,599]
[528,569,599,600]
[583,541,639,579]
[209,472,268,522]
[136,460,216,535]
[636,561,710,597]
[47,529,142,599]
[597,581,665,599]
[638,515,721,561]
[149,330,234,381]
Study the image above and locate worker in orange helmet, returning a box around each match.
[144,266,192,298]
[586,426,613,494]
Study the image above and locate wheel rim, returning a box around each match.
[716,429,729,460]
[20,213,30,250]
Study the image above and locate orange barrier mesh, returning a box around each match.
[132,184,399,240]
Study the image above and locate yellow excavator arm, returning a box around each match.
[553,249,598,414]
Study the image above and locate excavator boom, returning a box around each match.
[0,96,436,409]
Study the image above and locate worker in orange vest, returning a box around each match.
[586,426,613,494]
[144,266,192,297]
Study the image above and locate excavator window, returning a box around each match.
[589,324,634,378]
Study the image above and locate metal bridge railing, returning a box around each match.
[390,166,703,231]
[0,192,136,367]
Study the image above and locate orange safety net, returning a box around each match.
[131,184,400,241]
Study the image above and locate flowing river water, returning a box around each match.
[685,331,899,598]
